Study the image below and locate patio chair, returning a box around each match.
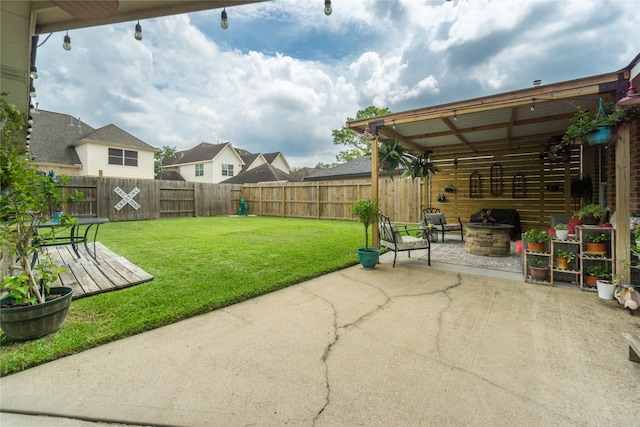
[422,209,464,242]
[378,214,430,267]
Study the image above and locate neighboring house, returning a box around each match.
[221,163,297,184]
[304,156,376,181]
[263,152,291,174]
[290,167,321,181]
[161,142,244,184]
[160,143,293,183]
[30,110,156,179]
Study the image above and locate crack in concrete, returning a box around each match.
[304,271,466,425]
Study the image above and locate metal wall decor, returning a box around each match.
[114,187,141,211]
[490,163,503,196]
[512,173,527,198]
[469,170,482,198]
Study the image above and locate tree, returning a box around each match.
[332,105,391,163]
[154,145,176,174]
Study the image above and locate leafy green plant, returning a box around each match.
[349,199,380,250]
[575,204,609,220]
[378,141,412,179]
[402,153,439,180]
[523,229,550,244]
[554,223,568,231]
[556,249,576,262]
[1,95,82,306]
[584,264,610,279]
[584,233,611,243]
[529,257,548,268]
[444,184,455,193]
[561,100,636,146]
[436,194,446,202]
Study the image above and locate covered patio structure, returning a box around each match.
[347,54,640,280]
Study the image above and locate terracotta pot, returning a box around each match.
[584,275,599,288]
[530,266,549,281]
[585,242,606,254]
[528,242,545,252]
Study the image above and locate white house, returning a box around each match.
[161,143,293,183]
[30,110,156,179]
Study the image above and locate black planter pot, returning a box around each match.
[581,215,599,225]
[0,287,73,341]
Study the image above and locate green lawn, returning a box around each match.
[1,216,364,376]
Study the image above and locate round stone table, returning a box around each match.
[464,223,514,257]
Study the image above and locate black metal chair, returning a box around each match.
[378,214,430,267]
[422,209,464,242]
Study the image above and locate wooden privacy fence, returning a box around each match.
[64,177,241,221]
[240,179,424,223]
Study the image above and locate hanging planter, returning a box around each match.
[587,125,615,146]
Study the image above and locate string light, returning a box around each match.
[221,8,228,29]
[63,31,71,51]
[324,0,332,15]
[134,20,142,41]
[530,98,536,112]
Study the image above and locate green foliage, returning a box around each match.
[554,223,568,230]
[561,101,639,146]
[349,199,380,249]
[584,233,610,243]
[1,96,82,305]
[0,217,363,375]
[584,264,610,279]
[523,229,550,244]
[154,145,176,174]
[378,140,411,179]
[529,257,548,268]
[334,105,391,163]
[575,204,609,220]
[556,249,576,262]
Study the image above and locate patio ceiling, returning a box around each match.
[347,69,631,156]
[31,0,269,34]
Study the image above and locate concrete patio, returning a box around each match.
[1,249,639,426]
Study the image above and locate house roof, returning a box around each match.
[239,153,262,169]
[30,110,93,165]
[346,54,640,158]
[162,142,234,166]
[77,124,156,151]
[155,170,185,181]
[221,163,296,184]
[263,151,291,170]
[304,156,381,181]
[291,167,321,181]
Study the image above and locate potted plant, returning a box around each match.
[529,257,549,281]
[584,232,610,254]
[402,152,439,180]
[633,221,640,247]
[349,198,380,269]
[583,264,610,288]
[575,204,609,225]
[562,99,632,147]
[0,95,81,341]
[378,140,412,180]
[554,249,575,270]
[554,223,569,241]
[436,194,446,202]
[444,184,456,193]
[523,229,550,252]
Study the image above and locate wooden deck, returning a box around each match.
[43,242,153,299]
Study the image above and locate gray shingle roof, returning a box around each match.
[155,170,185,181]
[240,153,261,170]
[221,163,297,184]
[304,156,374,181]
[79,124,156,151]
[30,110,93,165]
[162,142,230,166]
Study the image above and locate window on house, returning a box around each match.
[222,164,234,176]
[108,148,138,166]
[195,164,204,177]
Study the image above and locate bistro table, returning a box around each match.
[37,217,109,262]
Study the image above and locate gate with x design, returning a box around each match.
[64,176,241,222]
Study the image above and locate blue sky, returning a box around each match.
[33,0,639,169]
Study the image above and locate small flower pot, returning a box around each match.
[527,242,545,252]
[555,230,569,241]
[530,266,549,281]
[596,280,615,300]
[587,126,615,146]
[555,257,570,270]
[585,242,607,255]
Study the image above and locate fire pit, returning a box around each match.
[464,223,514,257]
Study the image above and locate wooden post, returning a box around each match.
[615,122,630,280]
[372,135,380,248]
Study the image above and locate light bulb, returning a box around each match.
[30,66,38,79]
[324,0,332,15]
[221,8,228,29]
[134,21,142,41]
[63,33,71,51]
